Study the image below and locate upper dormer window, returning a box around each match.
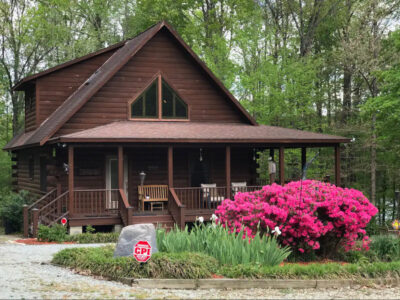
[130,75,188,120]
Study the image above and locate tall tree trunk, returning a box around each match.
[342,65,352,122]
[371,113,377,205]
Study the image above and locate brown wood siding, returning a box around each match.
[14,147,57,196]
[24,86,36,132]
[36,51,115,125]
[56,29,245,136]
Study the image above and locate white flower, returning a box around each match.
[210,214,218,222]
[271,226,281,236]
[196,216,204,223]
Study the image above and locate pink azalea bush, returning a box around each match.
[215,180,378,256]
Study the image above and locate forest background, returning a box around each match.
[0,0,400,226]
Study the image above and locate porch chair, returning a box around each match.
[231,182,247,196]
[201,183,224,209]
[138,185,168,211]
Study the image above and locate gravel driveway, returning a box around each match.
[1,239,400,299]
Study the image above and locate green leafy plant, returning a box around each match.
[66,232,119,243]
[37,224,67,242]
[85,225,96,234]
[0,190,34,234]
[52,245,217,279]
[157,223,291,266]
[369,235,400,262]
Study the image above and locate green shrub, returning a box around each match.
[218,260,400,279]
[52,245,217,279]
[52,245,400,280]
[156,223,291,266]
[369,235,400,262]
[66,232,119,243]
[37,224,67,242]
[0,190,34,234]
[85,224,96,234]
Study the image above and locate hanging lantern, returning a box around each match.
[199,148,203,162]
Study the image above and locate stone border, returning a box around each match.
[117,278,400,290]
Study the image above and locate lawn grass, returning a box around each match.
[52,245,400,280]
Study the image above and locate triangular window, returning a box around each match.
[130,75,188,120]
[162,79,187,118]
[131,80,158,118]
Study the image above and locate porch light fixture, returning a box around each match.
[139,171,146,186]
[253,148,256,161]
[199,148,203,162]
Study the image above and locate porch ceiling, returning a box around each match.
[56,121,349,144]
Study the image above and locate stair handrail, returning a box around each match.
[27,188,57,210]
[119,188,133,226]
[39,190,69,213]
[168,187,185,229]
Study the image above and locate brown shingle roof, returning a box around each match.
[12,41,125,91]
[57,121,349,144]
[3,130,36,150]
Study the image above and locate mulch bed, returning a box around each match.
[14,238,76,245]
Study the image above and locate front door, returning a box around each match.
[106,156,128,208]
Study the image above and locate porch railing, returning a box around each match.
[168,188,185,229]
[173,185,264,210]
[73,189,119,215]
[118,189,133,226]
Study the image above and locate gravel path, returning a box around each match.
[1,239,400,299]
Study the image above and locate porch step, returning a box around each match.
[131,214,175,230]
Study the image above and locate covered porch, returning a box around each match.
[62,142,342,228]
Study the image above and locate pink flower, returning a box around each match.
[216,180,378,254]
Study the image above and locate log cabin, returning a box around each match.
[4,21,349,236]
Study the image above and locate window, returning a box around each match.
[162,80,187,118]
[131,80,158,118]
[40,157,47,192]
[28,156,34,179]
[130,75,188,120]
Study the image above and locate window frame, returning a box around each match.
[128,72,189,121]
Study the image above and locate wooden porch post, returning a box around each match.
[226,145,231,199]
[335,145,341,186]
[279,146,285,185]
[301,147,307,174]
[118,146,124,189]
[32,208,39,237]
[168,146,173,188]
[23,205,29,237]
[68,146,74,215]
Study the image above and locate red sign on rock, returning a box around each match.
[133,241,152,262]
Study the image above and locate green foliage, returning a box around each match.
[219,260,400,279]
[52,245,217,279]
[52,245,400,280]
[85,225,96,234]
[37,224,119,243]
[66,232,119,244]
[0,190,34,233]
[156,223,291,266]
[37,224,67,242]
[368,235,400,262]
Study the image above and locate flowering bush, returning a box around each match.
[215,180,378,256]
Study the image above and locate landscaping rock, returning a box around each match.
[114,224,158,257]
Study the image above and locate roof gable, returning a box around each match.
[23,21,256,147]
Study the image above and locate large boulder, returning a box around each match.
[114,223,158,258]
